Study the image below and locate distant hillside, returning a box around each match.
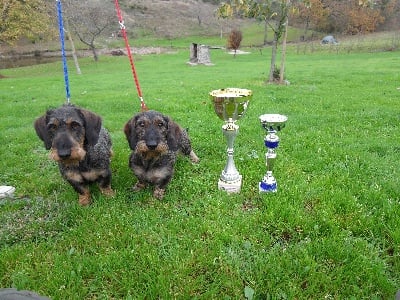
[119,0,246,38]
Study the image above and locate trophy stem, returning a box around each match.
[259,130,279,193]
[219,120,242,193]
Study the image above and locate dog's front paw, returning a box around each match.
[100,186,115,197]
[132,182,147,191]
[153,187,165,200]
[189,150,200,163]
[78,190,91,206]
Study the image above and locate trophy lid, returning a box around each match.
[259,114,287,131]
[209,88,252,98]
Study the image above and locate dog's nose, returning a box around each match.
[58,149,71,158]
[146,141,157,150]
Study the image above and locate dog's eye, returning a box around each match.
[47,123,57,131]
[138,121,145,127]
[70,121,81,130]
[158,122,164,127]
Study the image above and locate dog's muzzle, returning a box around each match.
[136,140,168,156]
[50,132,86,163]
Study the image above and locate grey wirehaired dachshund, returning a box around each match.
[124,110,199,199]
[34,104,114,206]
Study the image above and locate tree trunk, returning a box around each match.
[65,20,81,74]
[268,32,279,83]
[90,44,98,61]
[264,20,268,45]
[303,18,310,40]
[279,18,288,83]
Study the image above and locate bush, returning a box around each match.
[227,29,242,57]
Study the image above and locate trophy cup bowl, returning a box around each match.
[210,88,251,122]
[210,88,252,193]
[260,114,288,132]
[259,114,287,193]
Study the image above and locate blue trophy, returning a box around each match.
[259,114,288,193]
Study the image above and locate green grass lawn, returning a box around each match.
[0,45,400,299]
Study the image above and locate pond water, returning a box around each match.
[0,55,61,69]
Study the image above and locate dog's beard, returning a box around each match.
[49,146,86,166]
[136,140,168,160]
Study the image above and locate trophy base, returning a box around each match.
[259,180,277,193]
[218,176,242,193]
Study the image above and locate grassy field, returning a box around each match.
[1,43,400,299]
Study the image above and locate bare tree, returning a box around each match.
[63,0,115,61]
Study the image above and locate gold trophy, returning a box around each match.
[210,88,252,193]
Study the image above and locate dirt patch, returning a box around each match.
[102,47,170,56]
[0,47,171,69]
[1,46,169,59]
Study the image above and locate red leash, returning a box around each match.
[114,0,148,112]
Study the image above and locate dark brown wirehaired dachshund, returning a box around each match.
[34,104,114,206]
[124,110,199,199]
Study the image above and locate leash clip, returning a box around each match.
[118,20,125,30]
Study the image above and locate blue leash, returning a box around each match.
[56,0,71,104]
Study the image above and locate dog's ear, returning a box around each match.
[124,117,138,150]
[79,109,102,146]
[165,117,180,152]
[34,114,52,150]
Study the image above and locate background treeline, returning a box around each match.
[1,0,399,46]
[205,0,399,34]
[290,0,400,35]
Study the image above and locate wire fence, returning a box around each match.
[292,31,400,55]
